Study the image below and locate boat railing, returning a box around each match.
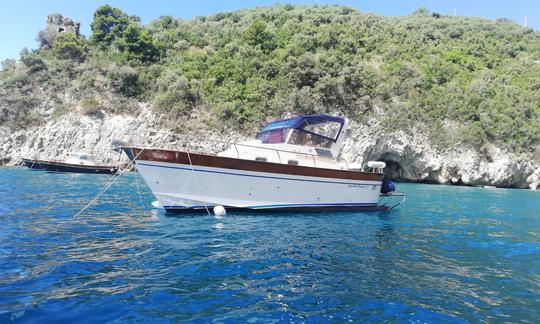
[135,130,357,170]
[378,192,406,210]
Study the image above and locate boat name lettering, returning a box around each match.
[152,152,171,160]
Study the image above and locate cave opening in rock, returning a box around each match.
[378,159,405,181]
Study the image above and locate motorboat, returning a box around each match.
[22,152,118,174]
[121,114,404,213]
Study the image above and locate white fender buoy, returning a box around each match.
[367,161,386,169]
[151,200,162,208]
[213,205,227,216]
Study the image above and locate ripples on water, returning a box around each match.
[0,167,539,322]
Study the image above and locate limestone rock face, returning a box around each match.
[0,106,155,165]
[341,119,539,189]
[0,104,244,167]
[0,110,538,189]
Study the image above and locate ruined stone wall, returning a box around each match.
[45,14,80,36]
[37,14,81,48]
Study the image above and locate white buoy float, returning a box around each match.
[213,205,227,216]
[151,200,162,208]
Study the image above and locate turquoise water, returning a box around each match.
[0,167,539,323]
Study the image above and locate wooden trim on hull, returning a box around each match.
[163,205,389,214]
[124,147,383,182]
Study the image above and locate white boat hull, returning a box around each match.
[135,159,385,212]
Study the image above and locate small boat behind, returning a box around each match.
[22,153,118,174]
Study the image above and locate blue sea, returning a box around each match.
[0,167,539,323]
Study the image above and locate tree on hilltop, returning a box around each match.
[53,33,88,61]
[116,23,159,63]
[243,18,276,52]
[91,5,130,45]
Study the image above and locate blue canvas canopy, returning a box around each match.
[257,114,345,144]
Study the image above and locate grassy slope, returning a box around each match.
[1,5,539,159]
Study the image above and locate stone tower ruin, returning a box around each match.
[46,14,80,36]
[38,14,81,48]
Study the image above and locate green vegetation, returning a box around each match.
[1,4,539,156]
[79,97,101,116]
[53,33,87,61]
[20,53,47,73]
[90,5,131,45]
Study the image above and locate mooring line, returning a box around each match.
[134,171,145,208]
[73,148,145,218]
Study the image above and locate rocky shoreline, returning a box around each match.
[1,106,538,190]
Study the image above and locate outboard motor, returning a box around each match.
[366,160,395,194]
[381,177,395,194]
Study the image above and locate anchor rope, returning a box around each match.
[73,148,145,218]
[134,170,145,208]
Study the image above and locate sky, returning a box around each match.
[1,0,538,61]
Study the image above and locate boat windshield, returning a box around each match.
[256,128,292,144]
[301,120,342,141]
[256,116,343,148]
[68,153,94,161]
[287,120,342,148]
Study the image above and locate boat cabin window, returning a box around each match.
[287,120,342,148]
[68,153,92,160]
[256,128,292,144]
[287,129,332,148]
[302,120,342,141]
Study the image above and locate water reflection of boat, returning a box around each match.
[121,114,405,213]
[23,153,118,174]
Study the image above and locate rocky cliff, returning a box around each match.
[0,104,243,166]
[1,107,538,190]
[1,6,540,190]
[343,120,540,190]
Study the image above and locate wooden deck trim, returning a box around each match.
[128,147,383,182]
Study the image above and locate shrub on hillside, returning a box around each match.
[21,54,46,74]
[3,74,31,88]
[53,33,88,62]
[153,76,200,116]
[79,98,102,116]
[243,18,276,52]
[1,59,16,71]
[0,96,41,129]
[154,91,185,114]
[116,24,159,63]
[36,29,57,49]
[107,65,139,97]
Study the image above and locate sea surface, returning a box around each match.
[0,167,539,323]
